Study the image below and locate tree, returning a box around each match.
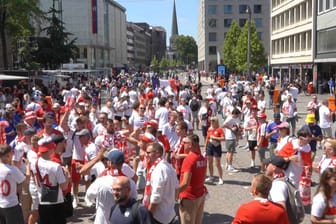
[223,21,241,72]
[0,0,42,69]
[150,55,159,71]
[174,35,197,67]
[159,57,169,71]
[33,5,78,69]
[234,21,266,74]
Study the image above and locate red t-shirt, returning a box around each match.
[206,127,224,142]
[233,199,289,224]
[179,151,207,200]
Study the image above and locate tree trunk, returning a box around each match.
[0,9,8,69]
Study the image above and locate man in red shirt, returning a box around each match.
[233,173,289,224]
[177,134,207,224]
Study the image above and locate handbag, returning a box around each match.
[35,159,59,203]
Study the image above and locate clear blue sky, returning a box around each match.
[116,0,198,42]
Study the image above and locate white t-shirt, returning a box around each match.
[269,179,288,204]
[155,107,169,131]
[224,116,240,140]
[311,192,336,219]
[319,105,332,128]
[176,105,192,121]
[283,139,311,188]
[162,123,179,150]
[244,116,257,141]
[129,113,148,130]
[31,158,66,205]
[92,123,107,139]
[85,142,98,161]
[100,106,114,120]
[282,101,296,118]
[0,164,25,208]
[198,106,208,127]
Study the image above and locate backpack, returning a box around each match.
[190,99,199,111]
[277,177,305,224]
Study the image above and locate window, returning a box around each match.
[319,0,323,12]
[239,5,248,14]
[209,32,217,42]
[239,19,247,27]
[254,5,262,13]
[209,46,217,55]
[224,19,232,27]
[208,5,217,15]
[254,18,262,28]
[224,32,227,39]
[257,32,262,40]
[208,19,217,28]
[326,0,331,10]
[224,5,233,14]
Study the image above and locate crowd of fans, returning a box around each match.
[1,71,336,223]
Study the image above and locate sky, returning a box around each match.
[116,0,198,42]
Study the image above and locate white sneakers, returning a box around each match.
[205,176,214,182]
[227,165,239,173]
[72,196,79,208]
[217,179,224,185]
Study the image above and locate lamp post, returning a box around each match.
[246,5,251,81]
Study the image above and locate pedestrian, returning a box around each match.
[204,116,225,184]
[311,168,336,223]
[198,99,212,142]
[0,144,26,224]
[223,108,241,172]
[328,77,335,95]
[282,94,297,136]
[32,141,70,224]
[266,112,282,156]
[301,114,323,161]
[243,105,259,168]
[143,142,179,223]
[256,112,269,172]
[232,174,289,224]
[177,134,207,224]
[319,99,333,138]
[110,176,152,224]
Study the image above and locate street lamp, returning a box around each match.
[246,5,251,81]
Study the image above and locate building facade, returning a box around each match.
[198,0,270,72]
[315,0,336,84]
[270,0,314,84]
[39,0,127,69]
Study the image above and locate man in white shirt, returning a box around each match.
[282,94,297,136]
[155,97,169,131]
[144,142,179,224]
[223,108,241,172]
[176,98,192,121]
[319,99,333,138]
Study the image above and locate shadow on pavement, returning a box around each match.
[204,212,233,224]
[222,179,251,187]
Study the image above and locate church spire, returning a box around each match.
[171,0,178,37]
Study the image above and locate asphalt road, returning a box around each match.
[68,75,331,224]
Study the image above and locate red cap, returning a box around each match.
[140,133,156,143]
[38,142,56,153]
[143,120,159,130]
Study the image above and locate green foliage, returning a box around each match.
[0,0,42,69]
[159,57,169,71]
[174,35,197,66]
[223,21,241,72]
[223,20,266,74]
[33,6,78,69]
[151,55,159,71]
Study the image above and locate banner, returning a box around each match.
[92,0,98,33]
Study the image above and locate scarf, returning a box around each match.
[143,157,162,208]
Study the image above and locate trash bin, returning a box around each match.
[318,84,323,94]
